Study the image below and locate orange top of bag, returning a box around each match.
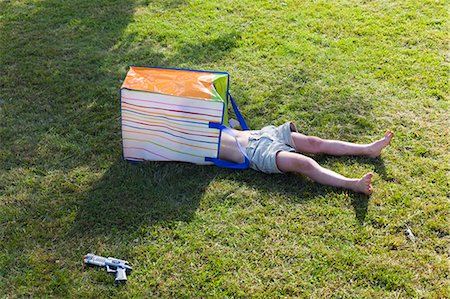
[121,66,227,101]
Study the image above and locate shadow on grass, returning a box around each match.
[70,159,217,236]
[121,31,242,68]
[173,31,242,66]
[351,193,370,224]
[70,154,379,241]
[70,158,358,240]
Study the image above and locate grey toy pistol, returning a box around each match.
[84,253,133,283]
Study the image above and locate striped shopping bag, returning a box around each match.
[120,66,249,169]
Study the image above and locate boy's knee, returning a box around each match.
[306,137,324,151]
[294,156,318,172]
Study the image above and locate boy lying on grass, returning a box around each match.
[219,122,394,195]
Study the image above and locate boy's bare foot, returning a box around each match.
[367,130,394,158]
[351,172,373,195]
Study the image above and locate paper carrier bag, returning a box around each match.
[121,66,250,169]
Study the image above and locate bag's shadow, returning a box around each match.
[71,159,213,236]
[71,155,385,240]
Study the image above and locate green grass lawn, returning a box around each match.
[1,0,448,297]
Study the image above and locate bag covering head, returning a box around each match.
[121,66,248,168]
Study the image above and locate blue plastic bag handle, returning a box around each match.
[205,122,250,169]
[228,93,249,131]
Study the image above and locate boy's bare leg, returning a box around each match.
[276,151,373,195]
[291,130,394,157]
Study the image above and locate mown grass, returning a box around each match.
[0,0,448,298]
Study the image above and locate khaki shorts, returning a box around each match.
[244,122,297,173]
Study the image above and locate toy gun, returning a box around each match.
[84,253,133,283]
